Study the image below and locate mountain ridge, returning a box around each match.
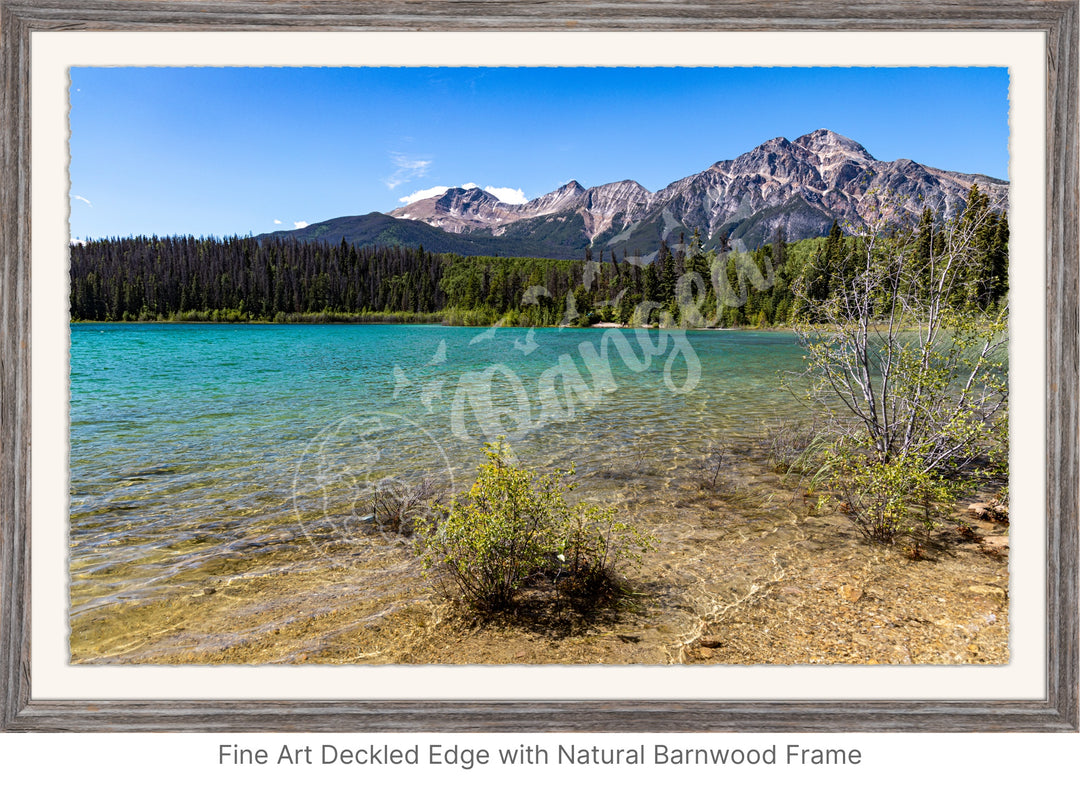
[264,129,1007,259]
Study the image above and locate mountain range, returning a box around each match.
[262,129,1008,260]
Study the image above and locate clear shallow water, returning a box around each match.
[69,323,811,617]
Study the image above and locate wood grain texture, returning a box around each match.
[1,0,33,733]
[1043,0,1079,735]
[1,0,1076,732]
[0,1,1077,30]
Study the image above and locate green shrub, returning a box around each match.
[417,440,552,610]
[812,440,962,544]
[548,501,651,609]
[417,438,652,612]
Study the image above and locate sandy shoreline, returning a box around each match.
[69,440,1009,666]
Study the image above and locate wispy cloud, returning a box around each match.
[384,153,432,190]
[73,195,92,207]
[398,183,528,206]
[293,221,309,229]
[273,219,283,225]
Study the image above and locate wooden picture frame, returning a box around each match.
[1,0,1076,732]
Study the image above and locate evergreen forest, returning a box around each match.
[69,187,1008,329]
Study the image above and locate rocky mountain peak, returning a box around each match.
[794,129,874,161]
[551,180,586,198]
[762,135,795,149]
[374,129,1006,256]
[709,136,791,171]
[436,186,498,207]
[518,180,588,215]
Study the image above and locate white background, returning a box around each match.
[1,732,1078,783]
[6,28,1075,769]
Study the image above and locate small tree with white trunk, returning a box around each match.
[793,188,1009,544]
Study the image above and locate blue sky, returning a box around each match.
[69,67,1009,241]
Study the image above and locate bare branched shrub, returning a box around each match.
[761,419,819,474]
[369,475,448,537]
[696,440,729,490]
[792,188,1009,544]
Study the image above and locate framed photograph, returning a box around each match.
[1,1,1076,732]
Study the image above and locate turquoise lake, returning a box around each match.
[69,323,812,619]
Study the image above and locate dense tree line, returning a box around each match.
[70,186,1007,328]
[70,236,448,322]
[792,185,1009,325]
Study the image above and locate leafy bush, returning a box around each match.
[417,438,652,612]
[417,441,553,610]
[812,440,961,544]
[549,500,652,609]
